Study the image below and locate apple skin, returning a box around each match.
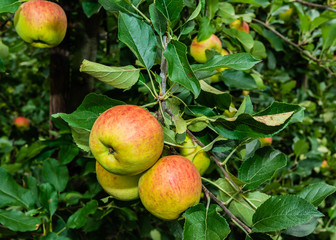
[180,135,210,175]
[190,34,222,63]
[89,105,164,176]
[279,8,293,22]
[14,0,67,48]
[259,137,273,147]
[230,19,250,33]
[96,161,140,201]
[13,116,30,130]
[138,155,202,220]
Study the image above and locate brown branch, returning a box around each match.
[159,35,169,115]
[294,0,336,13]
[252,18,319,62]
[186,129,240,191]
[202,185,252,234]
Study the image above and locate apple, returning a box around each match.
[259,137,273,147]
[138,155,202,220]
[230,19,250,33]
[96,161,140,201]
[279,8,294,22]
[210,48,230,83]
[89,105,164,176]
[321,160,328,169]
[242,90,249,96]
[180,135,210,175]
[13,116,30,130]
[190,34,222,63]
[14,0,67,48]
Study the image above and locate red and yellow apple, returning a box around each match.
[138,155,202,220]
[180,135,210,175]
[230,19,250,33]
[96,161,140,201]
[259,137,273,147]
[89,105,164,176]
[14,0,67,48]
[13,116,30,130]
[190,34,222,63]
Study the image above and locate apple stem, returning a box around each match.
[202,185,252,234]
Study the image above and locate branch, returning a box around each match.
[294,0,336,13]
[252,18,335,75]
[0,14,14,32]
[202,185,252,234]
[160,35,169,115]
[186,129,240,192]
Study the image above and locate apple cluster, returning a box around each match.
[90,105,204,220]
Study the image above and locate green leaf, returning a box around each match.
[321,20,336,52]
[223,28,254,52]
[183,204,230,240]
[283,217,319,237]
[197,17,215,41]
[252,195,323,232]
[67,200,98,229]
[82,0,101,18]
[221,69,258,90]
[98,0,137,16]
[238,147,287,190]
[0,209,41,232]
[0,0,20,13]
[192,53,260,72]
[187,0,202,22]
[155,0,184,22]
[297,182,336,207]
[59,143,79,165]
[251,41,267,59]
[42,159,69,192]
[16,141,47,163]
[39,183,58,217]
[53,93,125,130]
[0,167,35,209]
[210,102,303,140]
[80,59,140,89]
[149,4,168,36]
[293,139,309,156]
[228,0,270,8]
[163,40,201,97]
[71,127,91,152]
[118,12,157,70]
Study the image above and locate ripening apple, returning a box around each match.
[210,48,230,83]
[259,137,273,147]
[14,0,67,48]
[230,19,250,33]
[96,161,140,201]
[190,34,222,63]
[138,155,202,220]
[89,105,164,176]
[13,116,30,130]
[279,8,294,22]
[180,135,210,175]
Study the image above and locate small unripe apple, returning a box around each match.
[242,90,249,96]
[259,137,273,147]
[190,34,222,63]
[180,135,210,175]
[14,0,67,48]
[229,19,250,33]
[279,8,294,22]
[210,48,230,83]
[96,161,140,201]
[138,155,202,220]
[13,116,30,130]
[89,105,164,176]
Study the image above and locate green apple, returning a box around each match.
[0,40,9,59]
[96,161,140,201]
[259,137,273,147]
[13,116,30,130]
[180,135,210,175]
[89,105,164,176]
[138,155,202,220]
[14,0,67,48]
[230,19,250,33]
[190,34,222,63]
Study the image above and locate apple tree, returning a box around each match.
[0,0,336,239]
